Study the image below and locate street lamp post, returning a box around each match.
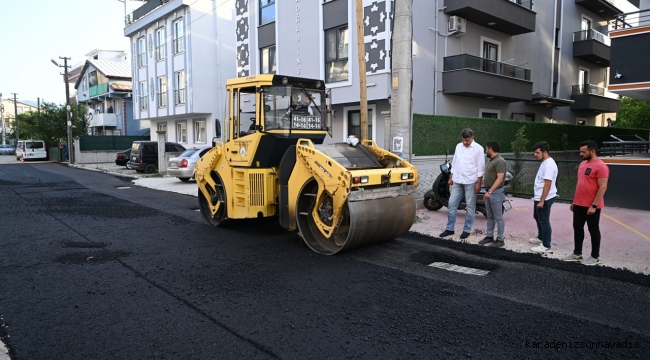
[52,57,74,164]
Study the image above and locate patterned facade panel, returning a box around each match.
[236,0,250,77]
[363,0,391,74]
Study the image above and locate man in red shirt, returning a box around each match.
[562,140,609,266]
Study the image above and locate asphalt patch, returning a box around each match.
[55,250,130,265]
[407,231,650,287]
[411,250,498,271]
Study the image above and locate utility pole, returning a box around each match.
[52,57,75,164]
[390,0,413,160]
[12,93,19,143]
[0,93,4,145]
[355,0,368,141]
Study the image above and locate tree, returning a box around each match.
[11,101,88,147]
[510,125,529,192]
[613,96,650,130]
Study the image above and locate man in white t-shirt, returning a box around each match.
[529,141,558,253]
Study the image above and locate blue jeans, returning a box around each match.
[446,182,477,233]
[533,197,556,248]
[485,188,505,241]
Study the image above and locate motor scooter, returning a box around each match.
[423,151,512,217]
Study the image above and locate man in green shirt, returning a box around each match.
[479,141,507,247]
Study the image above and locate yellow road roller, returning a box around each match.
[195,75,418,255]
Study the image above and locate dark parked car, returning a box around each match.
[115,148,131,167]
[130,141,185,174]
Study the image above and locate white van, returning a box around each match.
[16,140,47,161]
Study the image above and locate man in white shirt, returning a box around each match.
[529,141,558,253]
[439,128,486,240]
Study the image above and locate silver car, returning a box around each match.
[0,144,15,155]
[167,146,211,181]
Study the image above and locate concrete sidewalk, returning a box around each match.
[70,162,650,275]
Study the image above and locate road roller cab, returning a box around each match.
[195,75,419,255]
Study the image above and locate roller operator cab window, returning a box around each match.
[260,86,326,132]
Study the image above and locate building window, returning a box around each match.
[176,121,187,143]
[173,19,184,54]
[139,81,148,111]
[157,123,168,141]
[325,26,349,83]
[260,45,276,74]
[480,109,500,119]
[347,109,373,140]
[174,70,186,105]
[194,120,206,143]
[512,112,536,122]
[157,76,167,108]
[260,0,275,25]
[155,27,166,61]
[137,37,146,68]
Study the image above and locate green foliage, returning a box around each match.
[509,126,528,191]
[10,101,88,147]
[412,114,649,156]
[614,96,650,130]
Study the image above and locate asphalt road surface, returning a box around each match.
[1,162,649,359]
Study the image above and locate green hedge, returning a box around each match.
[413,114,649,156]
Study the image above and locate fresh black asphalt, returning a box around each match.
[0,163,648,359]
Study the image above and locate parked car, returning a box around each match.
[167,146,211,181]
[16,140,47,161]
[130,141,185,174]
[0,144,15,155]
[115,148,131,167]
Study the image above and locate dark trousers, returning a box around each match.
[533,197,555,248]
[572,205,601,259]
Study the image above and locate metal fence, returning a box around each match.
[504,158,581,202]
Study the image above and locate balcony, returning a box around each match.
[89,83,109,98]
[444,0,536,36]
[575,0,623,21]
[442,54,533,102]
[125,0,171,26]
[139,96,148,111]
[157,92,167,108]
[570,84,620,112]
[573,29,611,67]
[89,113,118,128]
[608,9,650,101]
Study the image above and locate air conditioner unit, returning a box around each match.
[448,16,466,36]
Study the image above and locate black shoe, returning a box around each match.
[478,236,494,245]
[460,231,470,240]
[489,241,505,248]
[439,230,454,237]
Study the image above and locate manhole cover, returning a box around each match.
[428,262,490,276]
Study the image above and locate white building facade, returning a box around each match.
[124,0,237,147]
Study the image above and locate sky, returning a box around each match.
[0,0,147,106]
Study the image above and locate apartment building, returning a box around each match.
[1,98,39,142]
[123,0,237,148]
[74,50,145,136]
[233,0,640,152]
[608,0,650,102]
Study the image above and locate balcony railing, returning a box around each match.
[174,89,186,105]
[89,83,109,98]
[573,29,611,45]
[137,53,146,68]
[156,45,166,61]
[139,96,148,111]
[444,54,531,81]
[508,0,533,10]
[125,0,171,27]
[611,8,650,30]
[157,92,167,108]
[571,84,619,99]
[173,38,184,54]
